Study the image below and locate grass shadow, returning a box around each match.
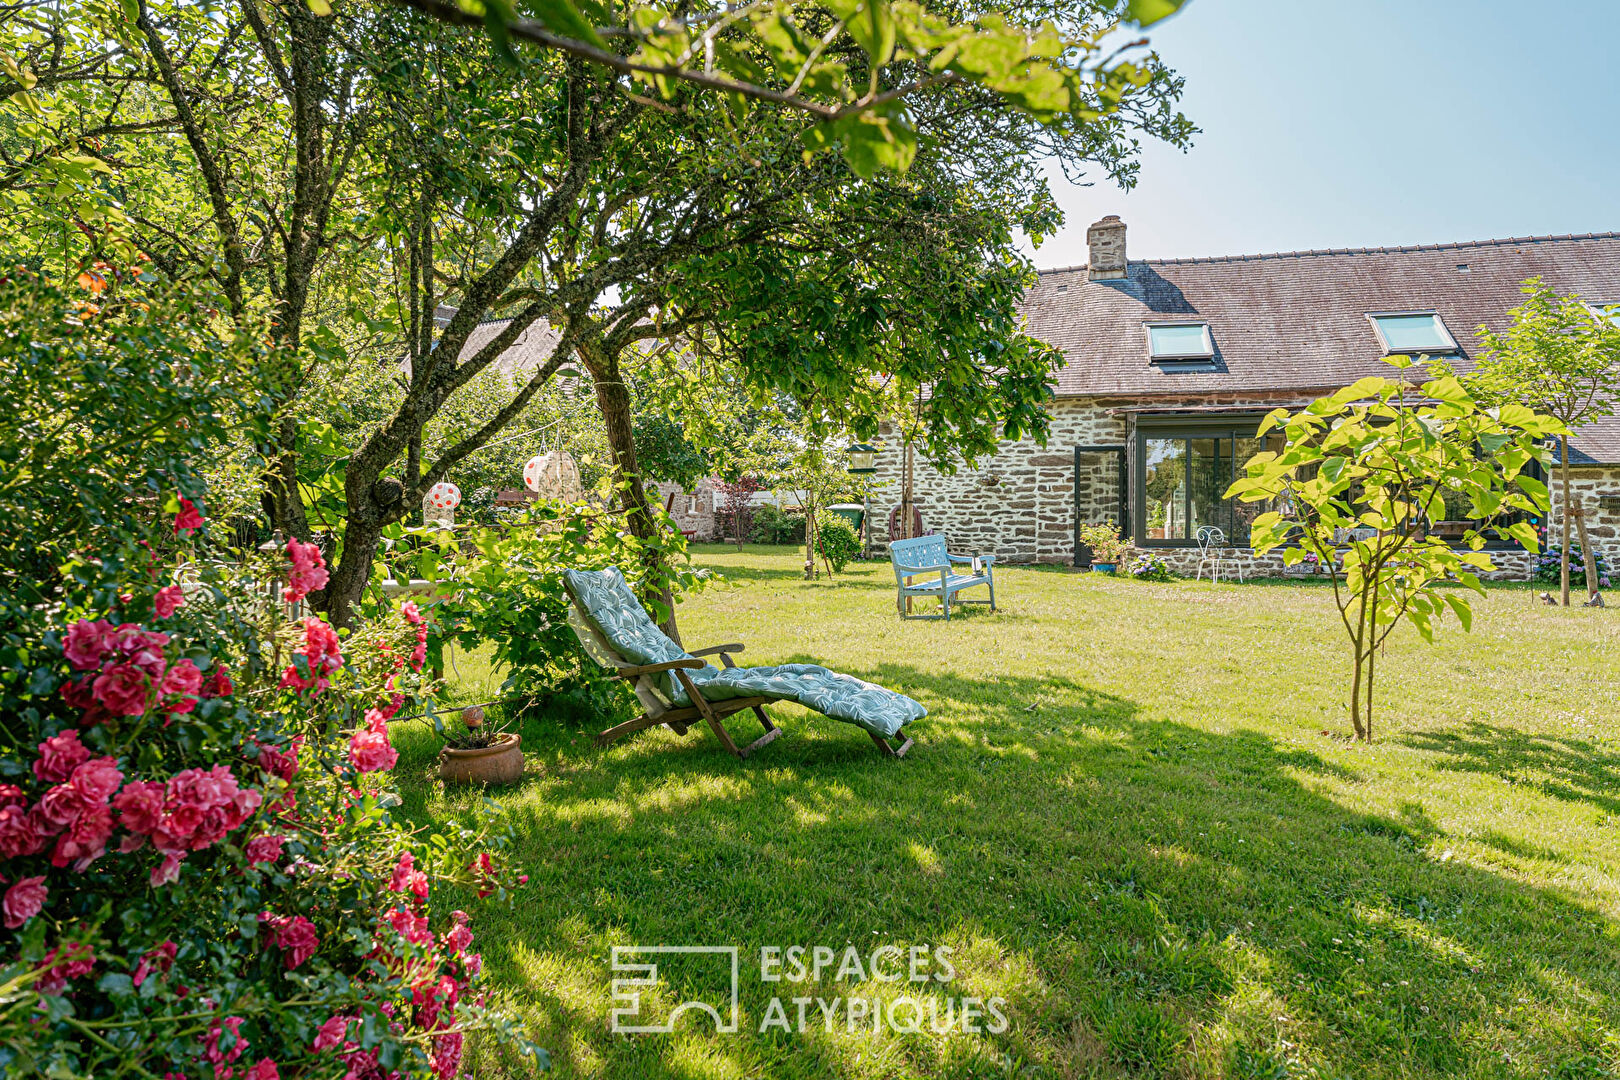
[397,659,1620,1079]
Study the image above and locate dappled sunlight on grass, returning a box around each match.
[394,547,1620,1077]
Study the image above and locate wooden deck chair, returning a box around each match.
[563,568,920,759]
[566,602,783,759]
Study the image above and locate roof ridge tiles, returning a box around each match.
[1035,230,1620,274]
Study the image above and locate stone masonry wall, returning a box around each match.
[866,393,1606,581]
[1546,466,1620,570]
[869,398,1126,563]
[653,479,718,541]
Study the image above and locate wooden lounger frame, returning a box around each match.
[568,603,911,760]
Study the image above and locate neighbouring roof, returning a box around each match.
[1025,232,1620,464]
[428,304,564,380]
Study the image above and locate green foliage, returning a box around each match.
[1229,359,1559,739]
[749,504,806,545]
[633,411,711,489]
[464,0,1193,179]
[0,272,271,594]
[814,512,862,573]
[1450,278,1620,604]
[438,489,704,715]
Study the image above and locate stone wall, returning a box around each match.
[866,392,1598,582]
[869,398,1126,563]
[1546,466,1620,570]
[652,479,718,540]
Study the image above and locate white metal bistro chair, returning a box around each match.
[1194,525,1244,583]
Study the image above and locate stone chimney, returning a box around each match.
[1086,215,1128,281]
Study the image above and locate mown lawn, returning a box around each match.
[395,545,1620,1079]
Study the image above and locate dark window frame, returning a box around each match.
[1131,413,1544,550]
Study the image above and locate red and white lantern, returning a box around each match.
[522,454,546,493]
[426,482,461,511]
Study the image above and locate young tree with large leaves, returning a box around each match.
[1230,360,1557,741]
[1453,279,1620,606]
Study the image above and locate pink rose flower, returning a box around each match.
[173,497,204,535]
[132,941,177,987]
[0,804,47,859]
[93,662,153,717]
[311,1013,353,1052]
[347,711,397,774]
[68,756,124,804]
[432,1029,463,1079]
[444,921,473,956]
[264,913,319,970]
[243,1060,279,1080]
[401,600,423,625]
[36,942,95,996]
[3,876,47,929]
[160,659,203,713]
[112,779,166,838]
[388,851,429,900]
[385,906,432,945]
[153,585,186,619]
[280,618,342,694]
[282,537,329,604]
[151,851,184,887]
[255,739,299,780]
[202,1015,247,1075]
[63,619,115,670]
[34,730,91,783]
[50,802,113,871]
[0,785,23,808]
[245,834,285,865]
[201,663,233,698]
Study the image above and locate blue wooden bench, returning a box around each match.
[888,535,996,620]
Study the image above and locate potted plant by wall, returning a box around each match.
[437,706,524,785]
[1078,523,1132,573]
[1146,502,1167,540]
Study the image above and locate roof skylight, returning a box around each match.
[1369,312,1457,354]
[1145,322,1214,362]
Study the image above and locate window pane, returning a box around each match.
[1143,438,1188,539]
[1187,438,1227,539]
[1373,313,1451,352]
[1148,323,1211,357]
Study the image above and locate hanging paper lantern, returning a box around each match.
[523,450,584,502]
[426,482,461,510]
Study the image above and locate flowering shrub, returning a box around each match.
[1078,522,1131,567]
[1126,554,1175,581]
[1535,542,1612,589]
[0,282,543,1077]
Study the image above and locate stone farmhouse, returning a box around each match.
[867,218,1620,578]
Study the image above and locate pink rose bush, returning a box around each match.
[1,521,540,1077]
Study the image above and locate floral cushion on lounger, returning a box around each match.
[562,567,926,739]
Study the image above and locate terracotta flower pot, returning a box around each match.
[438,733,523,786]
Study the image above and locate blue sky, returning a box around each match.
[1028,0,1620,267]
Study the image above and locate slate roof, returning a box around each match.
[1025,232,1620,463]
[428,304,564,379]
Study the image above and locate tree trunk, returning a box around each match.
[900,442,916,541]
[323,509,385,631]
[581,341,681,644]
[1574,497,1602,599]
[1561,434,1572,607]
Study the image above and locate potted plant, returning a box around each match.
[1078,523,1131,573]
[1146,502,1167,540]
[437,705,524,785]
